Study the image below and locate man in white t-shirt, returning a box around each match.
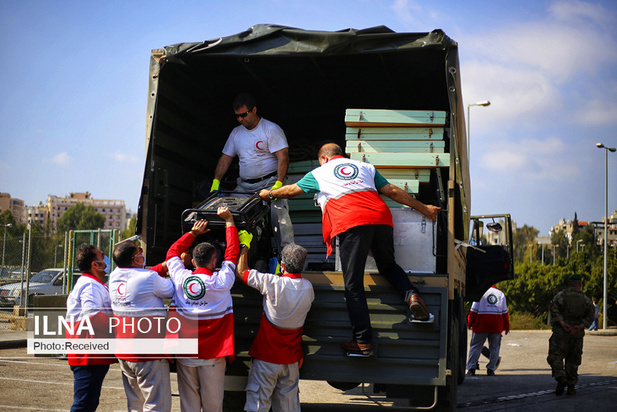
[109,240,175,411]
[211,93,294,252]
[235,233,314,412]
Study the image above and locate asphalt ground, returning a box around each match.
[0,330,615,411]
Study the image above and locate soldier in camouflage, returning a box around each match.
[547,273,594,396]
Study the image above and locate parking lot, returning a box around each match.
[0,330,615,410]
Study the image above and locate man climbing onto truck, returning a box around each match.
[259,142,440,357]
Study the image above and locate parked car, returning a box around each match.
[0,268,66,307]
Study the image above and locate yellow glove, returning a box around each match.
[270,180,283,191]
[210,179,220,192]
[238,230,253,249]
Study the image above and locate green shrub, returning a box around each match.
[509,311,551,330]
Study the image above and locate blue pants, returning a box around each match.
[70,364,110,412]
[338,224,419,344]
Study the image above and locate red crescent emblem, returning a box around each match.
[340,166,352,176]
[189,282,199,294]
[256,141,265,150]
[117,282,126,296]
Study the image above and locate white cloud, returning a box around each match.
[576,98,617,125]
[462,0,617,130]
[110,152,138,163]
[481,136,579,181]
[549,0,616,28]
[52,152,71,165]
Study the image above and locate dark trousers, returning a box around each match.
[338,224,418,344]
[70,364,110,412]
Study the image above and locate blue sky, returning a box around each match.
[1,0,616,235]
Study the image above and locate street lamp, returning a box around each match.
[467,100,491,157]
[2,223,12,266]
[576,239,583,253]
[596,142,616,329]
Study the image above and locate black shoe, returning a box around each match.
[567,385,576,395]
[467,369,475,376]
[487,369,495,376]
[556,379,566,395]
[341,340,373,357]
[475,362,480,370]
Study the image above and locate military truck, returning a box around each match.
[136,25,514,410]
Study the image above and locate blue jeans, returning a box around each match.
[70,364,110,412]
[588,317,599,331]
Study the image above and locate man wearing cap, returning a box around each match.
[211,92,294,251]
[547,274,594,396]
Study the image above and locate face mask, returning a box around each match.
[96,255,112,274]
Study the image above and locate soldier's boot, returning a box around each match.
[567,385,576,395]
[555,378,567,395]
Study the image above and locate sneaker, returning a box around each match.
[466,369,475,376]
[567,385,576,395]
[487,369,495,376]
[409,294,430,321]
[341,341,373,357]
[555,379,567,395]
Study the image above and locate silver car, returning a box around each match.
[0,268,66,307]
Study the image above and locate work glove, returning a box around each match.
[270,180,283,191]
[238,230,253,249]
[210,179,220,192]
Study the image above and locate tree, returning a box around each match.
[121,216,137,240]
[513,224,539,264]
[550,228,569,261]
[56,203,105,233]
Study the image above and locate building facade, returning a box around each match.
[0,193,25,224]
[48,192,127,233]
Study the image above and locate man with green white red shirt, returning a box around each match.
[259,143,440,357]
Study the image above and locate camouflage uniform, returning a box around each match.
[546,288,594,386]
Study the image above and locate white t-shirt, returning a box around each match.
[109,267,174,317]
[222,118,288,180]
[66,274,112,322]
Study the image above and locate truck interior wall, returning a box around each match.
[144,48,453,264]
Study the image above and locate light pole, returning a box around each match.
[596,142,616,329]
[54,244,63,268]
[576,239,583,253]
[467,100,491,158]
[2,223,12,266]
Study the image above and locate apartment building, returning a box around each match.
[48,192,127,233]
[0,193,25,224]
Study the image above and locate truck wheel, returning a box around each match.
[223,390,246,412]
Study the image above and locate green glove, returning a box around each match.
[238,230,253,249]
[270,180,283,191]
[210,179,220,192]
